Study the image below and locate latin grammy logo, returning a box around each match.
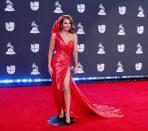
[119,6,126,15]
[77,44,85,53]
[135,63,142,71]
[7,65,16,74]
[136,43,143,54]
[30,21,40,34]
[54,1,63,13]
[30,1,39,11]
[31,44,40,53]
[31,63,40,75]
[77,62,84,74]
[98,25,106,33]
[118,24,126,35]
[117,44,125,53]
[97,43,105,54]
[5,22,15,32]
[5,42,16,55]
[137,26,144,34]
[116,62,124,72]
[77,4,85,13]
[97,64,105,72]
[4,0,15,12]
[77,23,85,34]
[137,6,145,17]
[98,3,106,15]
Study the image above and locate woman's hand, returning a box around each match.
[48,65,53,76]
[74,66,78,74]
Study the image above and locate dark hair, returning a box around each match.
[60,15,75,33]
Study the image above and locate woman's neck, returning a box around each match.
[61,30,70,34]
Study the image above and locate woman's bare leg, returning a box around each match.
[59,107,64,118]
[63,67,71,123]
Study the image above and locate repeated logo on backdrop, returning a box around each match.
[5,0,15,12]
[96,2,145,74]
[4,0,41,76]
[1,0,147,80]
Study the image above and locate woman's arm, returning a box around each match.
[48,33,56,76]
[73,33,78,74]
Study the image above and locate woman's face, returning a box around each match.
[62,18,71,32]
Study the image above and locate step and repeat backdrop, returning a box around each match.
[0,0,148,84]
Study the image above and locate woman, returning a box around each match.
[48,15,123,125]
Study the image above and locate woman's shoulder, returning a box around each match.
[73,33,77,39]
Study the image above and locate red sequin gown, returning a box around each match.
[51,33,123,118]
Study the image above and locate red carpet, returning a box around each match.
[0,81,148,131]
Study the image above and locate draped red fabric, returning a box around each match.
[51,16,63,34]
[50,30,123,118]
